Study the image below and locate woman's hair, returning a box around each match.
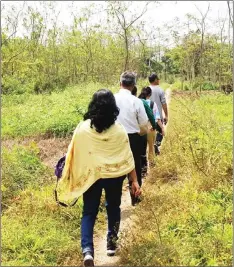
[83,89,119,133]
[138,86,152,99]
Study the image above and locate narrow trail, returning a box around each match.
[2,87,172,267]
[93,87,172,266]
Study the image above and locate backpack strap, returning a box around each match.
[54,178,79,207]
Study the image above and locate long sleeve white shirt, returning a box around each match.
[114,88,148,134]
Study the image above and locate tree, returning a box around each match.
[106,1,152,71]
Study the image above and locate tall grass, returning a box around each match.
[2,81,170,139]
[2,82,118,139]
[2,143,107,266]
[1,144,85,266]
[119,92,232,266]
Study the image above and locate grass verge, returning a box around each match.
[118,92,232,266]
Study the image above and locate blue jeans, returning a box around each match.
[81,176,125,257]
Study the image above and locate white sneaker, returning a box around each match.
[83,252,94,267]
[107,248,116,256]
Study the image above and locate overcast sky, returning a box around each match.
[2,1,232,40]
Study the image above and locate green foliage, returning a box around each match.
[2,76,34,94]
[119,92,232,266]
[1,85,95,138]
[201,82,218,91]
[2,184,84,266]
[1,142,106,266]
[2,3,232,94]
[2,144,50,207]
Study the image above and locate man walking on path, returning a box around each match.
[115,72,148,205]
[149,73,168,155]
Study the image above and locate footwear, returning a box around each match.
[107,248,116,256]
[131,195,142,206]
[107,238,117,256]
[154,145,160,155]
[83,252,94,267]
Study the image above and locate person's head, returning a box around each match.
[83,89,119,133]
[148,73,160,85]
[131,85,137,96]
[138,86,152,100]
[120,71,136,91]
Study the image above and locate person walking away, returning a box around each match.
[114,72,148,205]
[58,89,141,267]
[131,86,158,176]
[139,86,165,166]
[149,73,168,155]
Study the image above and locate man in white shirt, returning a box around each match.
[115,71,148,205]
[149,73,168,155]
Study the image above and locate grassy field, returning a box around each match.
[2,84,231,266]
[2,81,170,139]
[119,91,232,266]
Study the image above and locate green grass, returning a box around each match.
[2,82,118,139]
[2,80,170,139]
[2,143,51,207]
[119,92,232,266]
[2,184,84,266]
[2,143,107,266]
[1,143,82,265]
[2,83,232,266]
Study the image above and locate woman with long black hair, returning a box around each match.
[58,89,141,267]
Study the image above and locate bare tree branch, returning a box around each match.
[227,0,233,26]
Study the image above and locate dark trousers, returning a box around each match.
[155,120,164,147]
[156,132,163,147]
[140,134,148,176]
[128,133,142,187]
[81,176,125,257]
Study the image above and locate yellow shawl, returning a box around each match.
[57,119,135,201]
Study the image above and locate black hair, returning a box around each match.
[132,86,137,96]
[148,73,159,83]
[83,89,119,133]
[120,71,136,87]
[138,86,152,100]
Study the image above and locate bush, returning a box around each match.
[167,76,175,84]
[184,84,190,90]
[119,93,232,266]
[2,76,33,95]
[2,184,84,266]
[2,144,51,207]
[202,82,218,91]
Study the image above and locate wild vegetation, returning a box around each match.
[119,92,232,266]
[1,1,233,266]
[1,1,233,94]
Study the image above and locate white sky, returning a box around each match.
[2,1,232,42]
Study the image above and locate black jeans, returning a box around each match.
[81,176,125,257]
[155,120,164,147]
[156,132,163,147]
[140,134,148,176]
[128,133,142,187]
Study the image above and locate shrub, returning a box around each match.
[2,76,33,95]
[2,185,84,266]
[119,92,232,266]
[202,82,218,91]
[2,144,51,208]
